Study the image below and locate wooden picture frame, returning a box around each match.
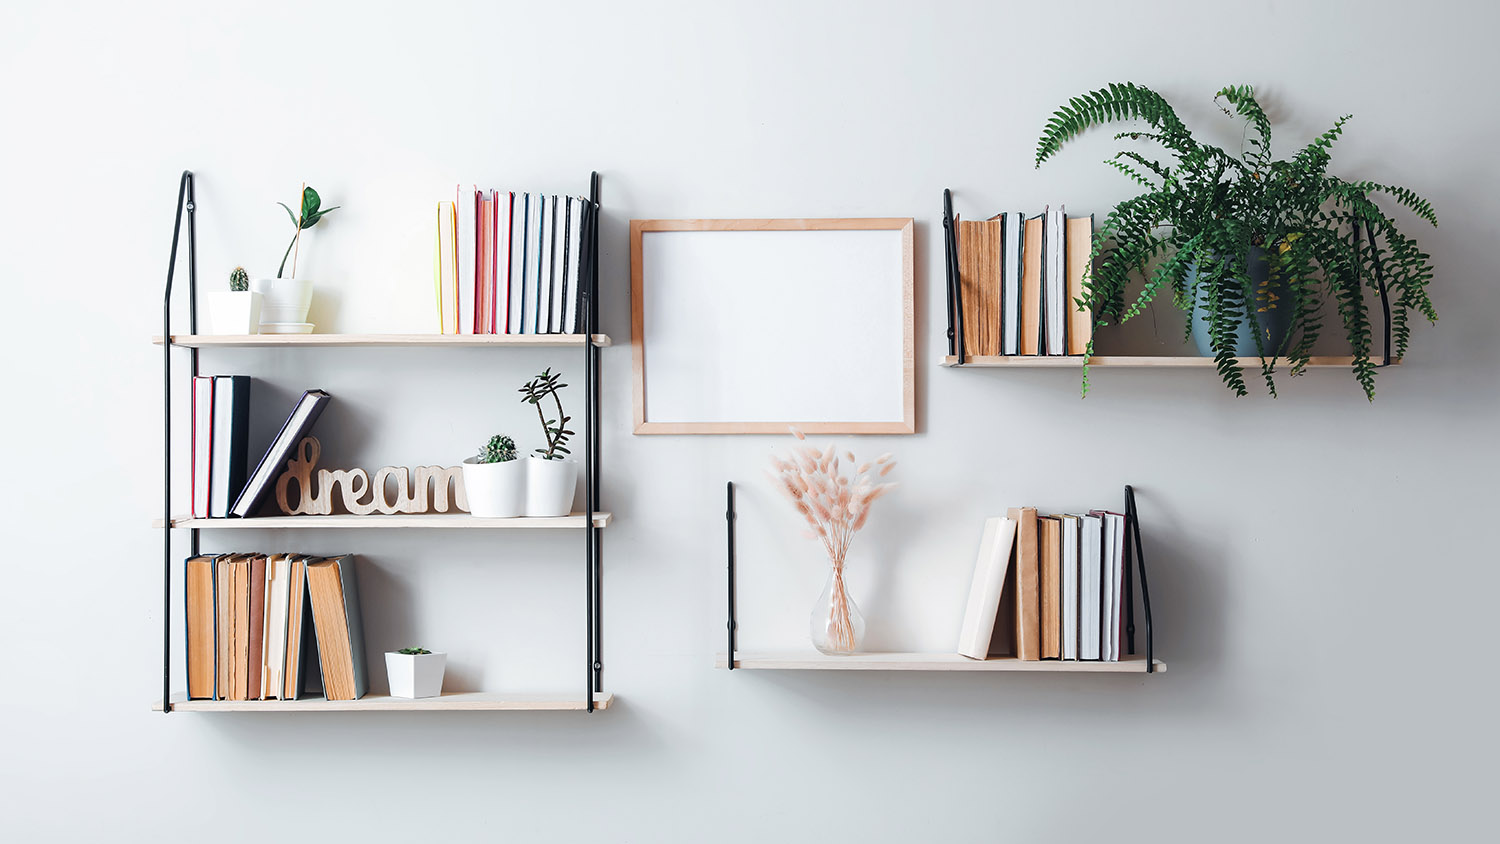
[629,218,915,435]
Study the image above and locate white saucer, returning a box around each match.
[260,322,315,335]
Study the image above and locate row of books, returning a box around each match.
[435,188,594,336]
[191,380,330,518]
[956,206,1093,357]
[184,553,368,701]
[958,506,1131,661]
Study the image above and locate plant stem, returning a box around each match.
[533,398,552,458]
[290,181,306,278]
[278,234,297,278]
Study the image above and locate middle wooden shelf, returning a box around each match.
[716,652,1165,672]
[156,512,612,529]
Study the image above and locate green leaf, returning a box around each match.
[278,202,298,227]
[301,186,322,220]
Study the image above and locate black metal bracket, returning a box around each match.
[582,171,604,712]
[726,481,737,669]
[161,170,199,713]
[942,188,966,364]
[1122,485,1155,673]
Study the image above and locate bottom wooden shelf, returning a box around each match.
[154,691,614,712]
[716,652,1164,673]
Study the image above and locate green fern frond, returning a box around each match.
[1036,82,1190,167]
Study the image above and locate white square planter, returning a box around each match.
[205,291,262,335]
[385,651,447,699]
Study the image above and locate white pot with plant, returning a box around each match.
[253,183,340,333]
[205,266,263,335]
[461,434,526,518]
[520,368,579,517]
[385,647,446,699]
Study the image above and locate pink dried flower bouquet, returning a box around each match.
[767,427,896,654]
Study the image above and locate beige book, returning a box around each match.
[1066,215,1094,355]
[1007,507,1041,660]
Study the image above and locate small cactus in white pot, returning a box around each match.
[205,266,262,335]
[461,434,526,518]
[385,647,446,699]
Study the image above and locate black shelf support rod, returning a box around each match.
[942,188,965,364]
[582,171,603,711]
[161,170,198,713]
[1123,484,1155,673]
[726,481,737,669]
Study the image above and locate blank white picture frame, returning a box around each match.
[630,218,914,434]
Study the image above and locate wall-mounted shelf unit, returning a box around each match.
[155,513,612,529]
[152,333,611,348]
[157,170,610,713]
[154,692,614,712]
[716,652,1164,672]
[719,482,1159,676]
[942,355,1394,368]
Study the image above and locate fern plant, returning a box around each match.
[1036,83,1437,398]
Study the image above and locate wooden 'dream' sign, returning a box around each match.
[275,436,469,516]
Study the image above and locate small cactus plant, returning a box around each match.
[396,647,432,655]
[229,266,249,292]
[477,434,517,464]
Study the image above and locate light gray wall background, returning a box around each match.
[4,1,1496,840]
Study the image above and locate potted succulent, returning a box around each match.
[252,183,340,333]
[519,368,577,517]
[1036,83,1437,398]
[205,267,262,335]
[461,434,525,518]
[385,647,446,699]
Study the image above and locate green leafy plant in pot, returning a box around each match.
[252,184,340,332]
[519,368,578,517]
[1036,83,1437,398]
[460,434,525,518]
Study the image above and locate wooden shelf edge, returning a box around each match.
[154,333,612,348]
[154,691,614,712]
[942,354,1399,369]
[715,652,1165,673]
[153,512,613,529]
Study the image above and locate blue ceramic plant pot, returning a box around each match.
[1187,246,1293,357]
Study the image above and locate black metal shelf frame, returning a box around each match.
[723,480,1154,671]
[160,171,607,712]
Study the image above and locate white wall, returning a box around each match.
[4,1,1497,840]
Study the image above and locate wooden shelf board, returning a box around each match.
[155,512,612,529]
[716,651,1164,673]
[942,354,1398,368]
[154,333,611,348]
[154,691,613,712]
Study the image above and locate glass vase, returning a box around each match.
[810,564,865,655]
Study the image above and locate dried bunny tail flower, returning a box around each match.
[797,453,818,474]
[875,453,893,464]
[878,461,897,477]
[810,498,833,522]
[844,451,855,462]
[851,507,872,531]
[856,462,871,474]
[789,425,806,441]
[801,529,818,540]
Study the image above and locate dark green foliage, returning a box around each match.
[229,266,249,292]
[1036,83,1438,399]
[477,434,517,464]
[396,647,431,655]
[519,368,574,460]
[276,185,340,278]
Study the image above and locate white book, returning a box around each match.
[1080,514,1103,660]
[435,201,458,334]
[191,376,213,518]
[493,190,513,334]
[956,517,1018,659]
[1104,512,1126,662]
[261,555,290,699]
[552,196,574,333]
[536,195,555,333]
[1046,204,1067,354]
[1002,211,1023,355]
[456,186,475,334]
[509,193,530,334]
[1059,514,1080,660]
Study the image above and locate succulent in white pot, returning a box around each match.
[519,368,579,517]
[255,184,339,329]
[205,267,262,335]
[461,434,526,518]
[385,647,446,699]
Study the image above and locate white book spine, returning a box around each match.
[435,201,457,334]
[1047,205,1066,354]
[456,186,475,334]
[192,376,213,518]
[956,517,1018,659]
[1107,513,1126,662]
[537,195,555,333]
[510,194,530,334]
[551,197,572,333]
[1081,515,1103,660]
[1003,211,1022,355]
[1061,516,1079,660]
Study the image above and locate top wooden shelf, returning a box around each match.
[942,355,1398,368]
[154,333,612,348]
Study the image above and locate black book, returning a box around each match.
[210,375,252,517]
[230,389,331,517]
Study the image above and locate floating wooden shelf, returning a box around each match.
[154,691,614,712]
[153,333,611,348]
[155,512,612,529]
[942,354,1397,368]
[716,651,1164,672]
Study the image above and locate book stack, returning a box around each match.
[185,553,367,701]
[956,207,1093,357]
[435,188,594,335]
[957,505,1130,662]
[193,385,331,519]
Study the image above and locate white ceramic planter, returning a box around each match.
[385,651,447,699]
[251,277,314,325]
[461,457,527,518]
[205,291,262,335]
[525,456,579,517]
